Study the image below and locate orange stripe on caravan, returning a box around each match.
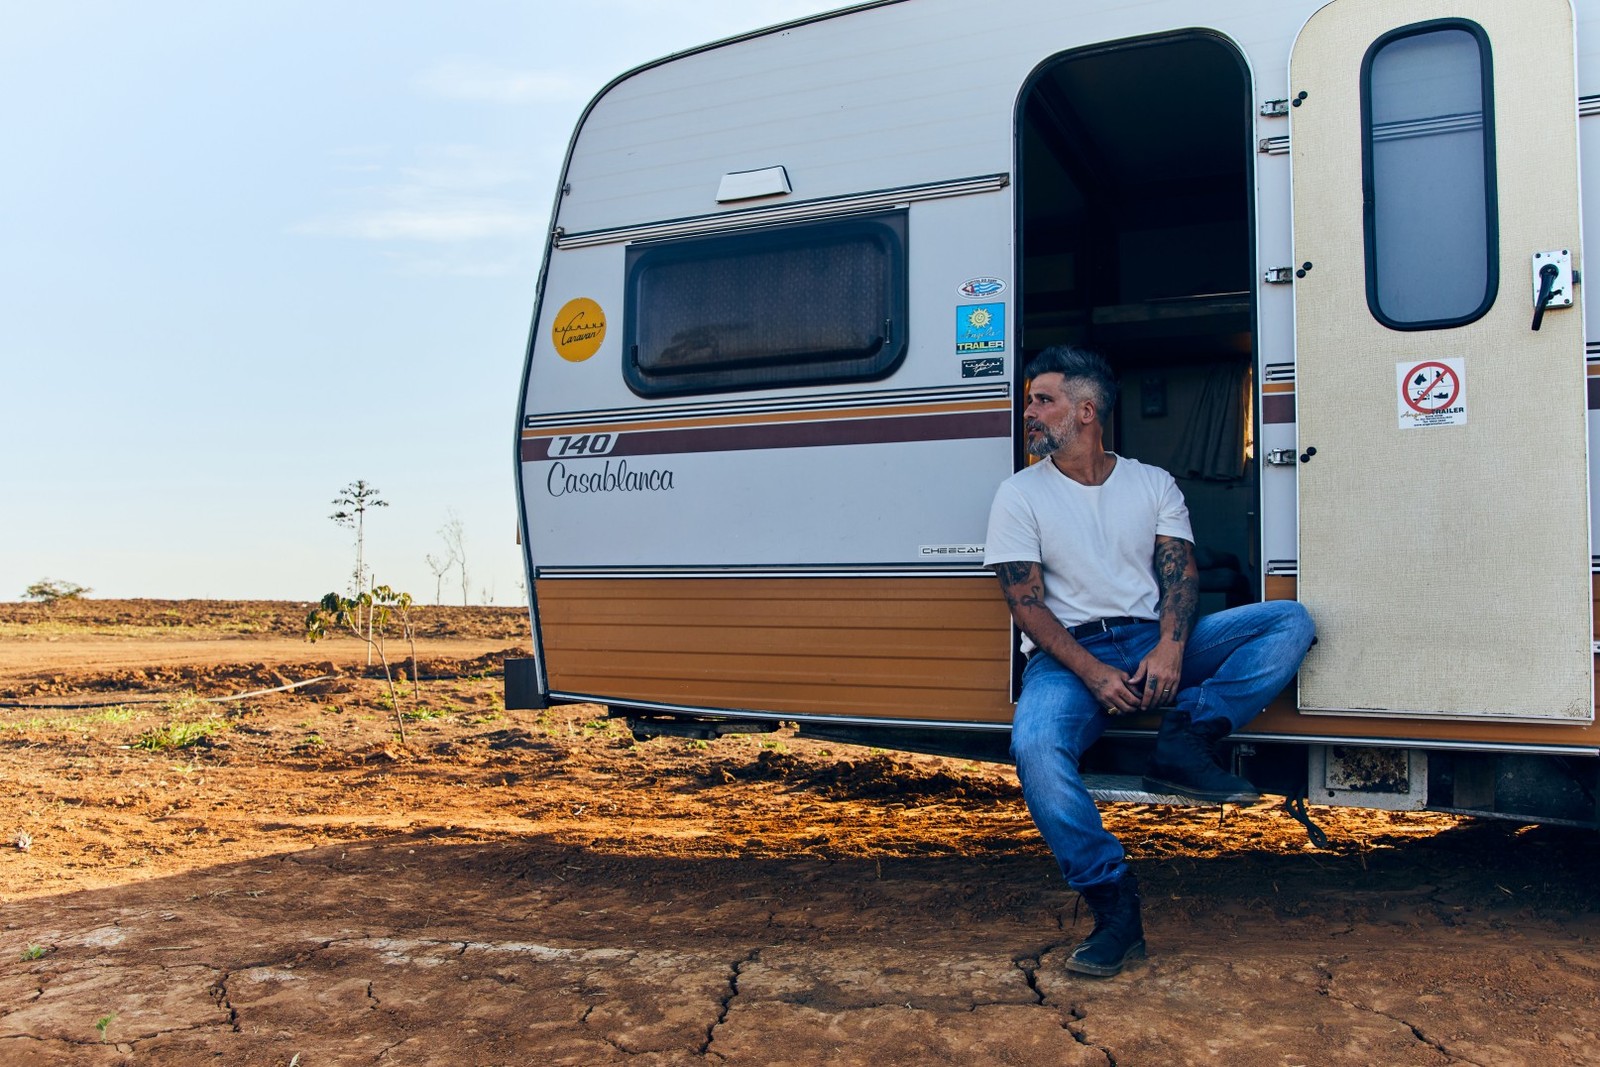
[537,576,1015,722]
[1261,382,1295,394]
[521,398,1010,439]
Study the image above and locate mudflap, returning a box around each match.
[504,657,548,710]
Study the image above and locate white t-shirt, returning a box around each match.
[983,454,1193,653]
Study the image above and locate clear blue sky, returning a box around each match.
[1,0,827,605]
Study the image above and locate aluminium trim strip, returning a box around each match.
[523,383,1011,431]
[537,565,992,579]
[1189,731,1597,756]
[1582,94,1600,118]
[554,173,1010,249]
[548,695,1600,756]
[553,695,1012,731]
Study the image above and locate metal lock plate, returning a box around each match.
[1531,249,1574,309]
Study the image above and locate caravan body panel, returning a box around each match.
[516,0,1600,758]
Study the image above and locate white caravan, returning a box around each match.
[511,0,1600,827]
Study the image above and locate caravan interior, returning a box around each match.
[1018,34,1258,614]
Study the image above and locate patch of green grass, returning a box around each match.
[402,707,446,722]
[133,715,227,751]
[0,619,233,640]
[20,945,47,961]
[95,1013,116,1042]
[302,733,324,746]
[0,705,145,734]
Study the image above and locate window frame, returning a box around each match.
[1359,17,1499,332]
[621,210,909,398]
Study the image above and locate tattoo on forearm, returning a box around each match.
[993,561,1047,612]
[1153,539,1198,643]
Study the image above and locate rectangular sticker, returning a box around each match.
[956,303,1005,353]
[962,357,1005,378]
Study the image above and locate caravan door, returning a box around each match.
[1291,0,1592,721]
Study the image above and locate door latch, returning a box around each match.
[1531,249,1574,331]
[1265,448,1297,466]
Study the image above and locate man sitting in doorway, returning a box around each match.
[984,345,1314,977]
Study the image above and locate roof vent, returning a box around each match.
[716,165,791,203]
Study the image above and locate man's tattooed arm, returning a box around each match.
[991,559,1142,713]
[1152,535,1199,645]
[993,560,1047,613]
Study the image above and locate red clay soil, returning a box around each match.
[0,600,1597,1065]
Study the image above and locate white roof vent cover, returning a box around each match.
[716,165,791,203]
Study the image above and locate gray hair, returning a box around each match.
[1024,345,1118,424]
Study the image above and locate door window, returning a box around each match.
[1362,21,1497,330]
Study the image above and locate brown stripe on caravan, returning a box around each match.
[537,576,1015,723]
[526,397,1008,437]
[1587,377,1600,410]
[1261,393,1295,424]
[521,408,1009,461]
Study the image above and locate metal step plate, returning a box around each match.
[1082,774,1214,806]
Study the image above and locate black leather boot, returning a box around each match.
[1064,870,1145,977]
[1144,711,1260,802]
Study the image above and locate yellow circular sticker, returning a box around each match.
[551,297,607,362]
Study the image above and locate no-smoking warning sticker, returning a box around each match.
[1396,358,1467,429]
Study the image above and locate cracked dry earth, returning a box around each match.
[2,601,1600,1065]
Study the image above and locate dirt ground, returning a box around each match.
[1,599,1598,1066]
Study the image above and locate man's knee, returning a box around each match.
[1009,716,1082,769]
[1009,706,1092,775]
[1264,600,1315,647]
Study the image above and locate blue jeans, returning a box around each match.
[1010,601,1314,890]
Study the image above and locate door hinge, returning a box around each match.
[1260,99,1290,117]
[1263,267,1295,285]
[1265,449,1297,466]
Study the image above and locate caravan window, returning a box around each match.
[623,212,907,396]
[1361,21,1497,330]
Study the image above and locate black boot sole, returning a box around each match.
[1064,939,1146,977]
[1142,775,1260,804]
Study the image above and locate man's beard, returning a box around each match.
[1026,420,1074,457]
[1026,432,1058,457]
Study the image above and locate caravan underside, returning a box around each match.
[514,0,1600,827]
